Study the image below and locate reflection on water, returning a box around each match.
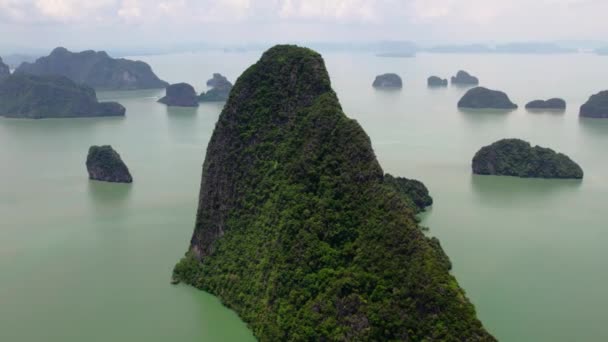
[578,117,608,138]
[87,180,132,205]
[525,108,566,115]
[470,174,582,204]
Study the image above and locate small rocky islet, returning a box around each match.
[86,145,133,183]
[384,174,433,213]
[199,73,233,102]
[580,90,608,118]
[451,70,479,85]
[472,138,583,179]
[458,86,518,110]
[526,98,566,110]
[158,83,199,107]
[0,73,125,119]
[372,73,403,88]
[427,76,448,87]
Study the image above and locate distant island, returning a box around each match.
[525,98,566,110]
[472,139,583,179]
[458,87,517,110]
[159,83,199,107]
[580,90,608,118]
[86,145,133,183]
[0,57,9,81]
[376,52,415,58]
[173,45,494,341]
[384,174,433,213]
[199,73,233,102]
[372,73,403,88]
[427,76,448,87]
[0,73,125,119]
[426,42,576,54]
[451,70,479,86]
[15,47,168,90]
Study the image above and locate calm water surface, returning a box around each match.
[1,51,607,341]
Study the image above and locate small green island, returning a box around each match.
[159,83,199,107]
[86,145,132,183]
[427,75,448,87]
[0,73,125,119]
[580,90,608,118]
[372,73,403,88]
[525,98,566,110]
[472,139,583,179]
[173,45,494,341]
[458,87,518,110]
[451,70,479,85]
[199,73,233,102]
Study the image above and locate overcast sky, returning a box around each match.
[1,0,607,51]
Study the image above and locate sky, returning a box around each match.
[1,0,607,52]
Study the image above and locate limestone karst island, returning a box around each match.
[2,2,608,342]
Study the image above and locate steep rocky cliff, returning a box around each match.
[0,57,9,82]
[15,47,168,90]
[174,45,494,341]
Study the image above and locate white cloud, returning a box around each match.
[279,0,377,21]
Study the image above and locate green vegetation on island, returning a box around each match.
[458,87,518,110]
[174,45,494,341]
[86,145,132,183]
[15,47,168,90]
[0,73,125,119]
[384,174,433,213]
[472,138,583,179]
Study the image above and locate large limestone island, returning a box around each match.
[372,73,403,88]
[199,73,233,102]
[451,70,479,86]
[427,75,448,87]
[526,98,566,110]
[0,57,9,81]
[458,87,518,110]
[384,174,433,213]
[173,45,494,341]
[472,139,583,179]
[0,74,125,119]
[580,90,608,118]
[15,47,168,90]
[158,83,199,107]
[86,145,133,183]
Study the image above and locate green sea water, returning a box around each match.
[1,51,607,341]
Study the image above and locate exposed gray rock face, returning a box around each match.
[458,87,517,110]
[15,47,168,90]
[580,91,608,118]
[159,83,199,107]
[86,145,133,183]
[372,73,403,88]
[451,70,479,85]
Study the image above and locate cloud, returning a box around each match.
[279,0,377,21]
